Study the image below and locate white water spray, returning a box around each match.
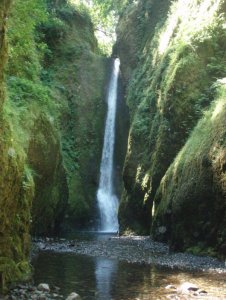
[97,59,120,232]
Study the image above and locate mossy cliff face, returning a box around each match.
[44,5,108,227]
[5,0,108,233]
[0,0,33,287]
[0,0,9,110]
[6,0,69,236]
[153,84,226,256]
[28,115,68,234]
[117,0,226,255]
[0,0,107,287]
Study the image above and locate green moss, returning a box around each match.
[186,246,217,258]
[0,0,35,288]
[0,129,34,287]
[0,257,30,290]
[152,84,226,255]
[44,10,109,226]
[117,0,226,242]
[28,115,68,234]
[0,0,109,288]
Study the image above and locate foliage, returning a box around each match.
[8,76,57,113]
[92,0,132,17]
[0,0,110,287]
[70,0,134,56]
[118,0,226,243]
[153,83,226,254]
[7,0,48,80]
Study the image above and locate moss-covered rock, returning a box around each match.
[5,0,109,234]
[0,0,109,287]
[117,0,226,256]
[43,7,109,227]
[0,0,34,287]
[4,0,69,237]
[152,83,226,257]
[28,115,68,234]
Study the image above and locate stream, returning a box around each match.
[30,233,226,300]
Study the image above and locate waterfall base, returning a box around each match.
[97,189,119,232]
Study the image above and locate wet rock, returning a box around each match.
[66,292,81,300]
[38,293,47,300]
[177,282,198,294]
[193,289,208,296]
[6,283,64,300]
[37,283,50,292]
[165,284,176,290]
[165,282,209,298]
[158,226,167,234]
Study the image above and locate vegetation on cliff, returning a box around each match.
[0,0,108,287]
[153,82,226,256]
[0,0,32,287]
[117,0,226,256]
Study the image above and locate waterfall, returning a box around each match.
[97,58,120,232]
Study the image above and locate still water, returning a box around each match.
[33,234,226,300]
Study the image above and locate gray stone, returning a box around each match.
[158,226,167,234]
[66,292,81,300]
[198,289,208,295]
[38,293,47,300]
[37,283,50,292]
[53,293,59,297]
[165,284,176,290]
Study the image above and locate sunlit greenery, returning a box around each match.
[67,0,133,55]
[118,0,226,244]
[7,0,48,79]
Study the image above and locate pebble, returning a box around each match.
[5,283,64,300]
[66,292,81,300]
[33,236,226,273]
[165,282,209,298]
[177,282,198,294]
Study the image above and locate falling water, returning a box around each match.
[97,58,120,232]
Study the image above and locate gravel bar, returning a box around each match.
[33,236,226,273]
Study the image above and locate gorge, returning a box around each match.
[0,0,226,298]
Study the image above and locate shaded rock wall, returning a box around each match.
[0,0,33,286]
[28,115,68,234]
[45,8,109,227]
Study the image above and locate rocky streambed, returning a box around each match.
[33,235,226,273]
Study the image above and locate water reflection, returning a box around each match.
[33,251,226,299]
[95,258,118,299]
